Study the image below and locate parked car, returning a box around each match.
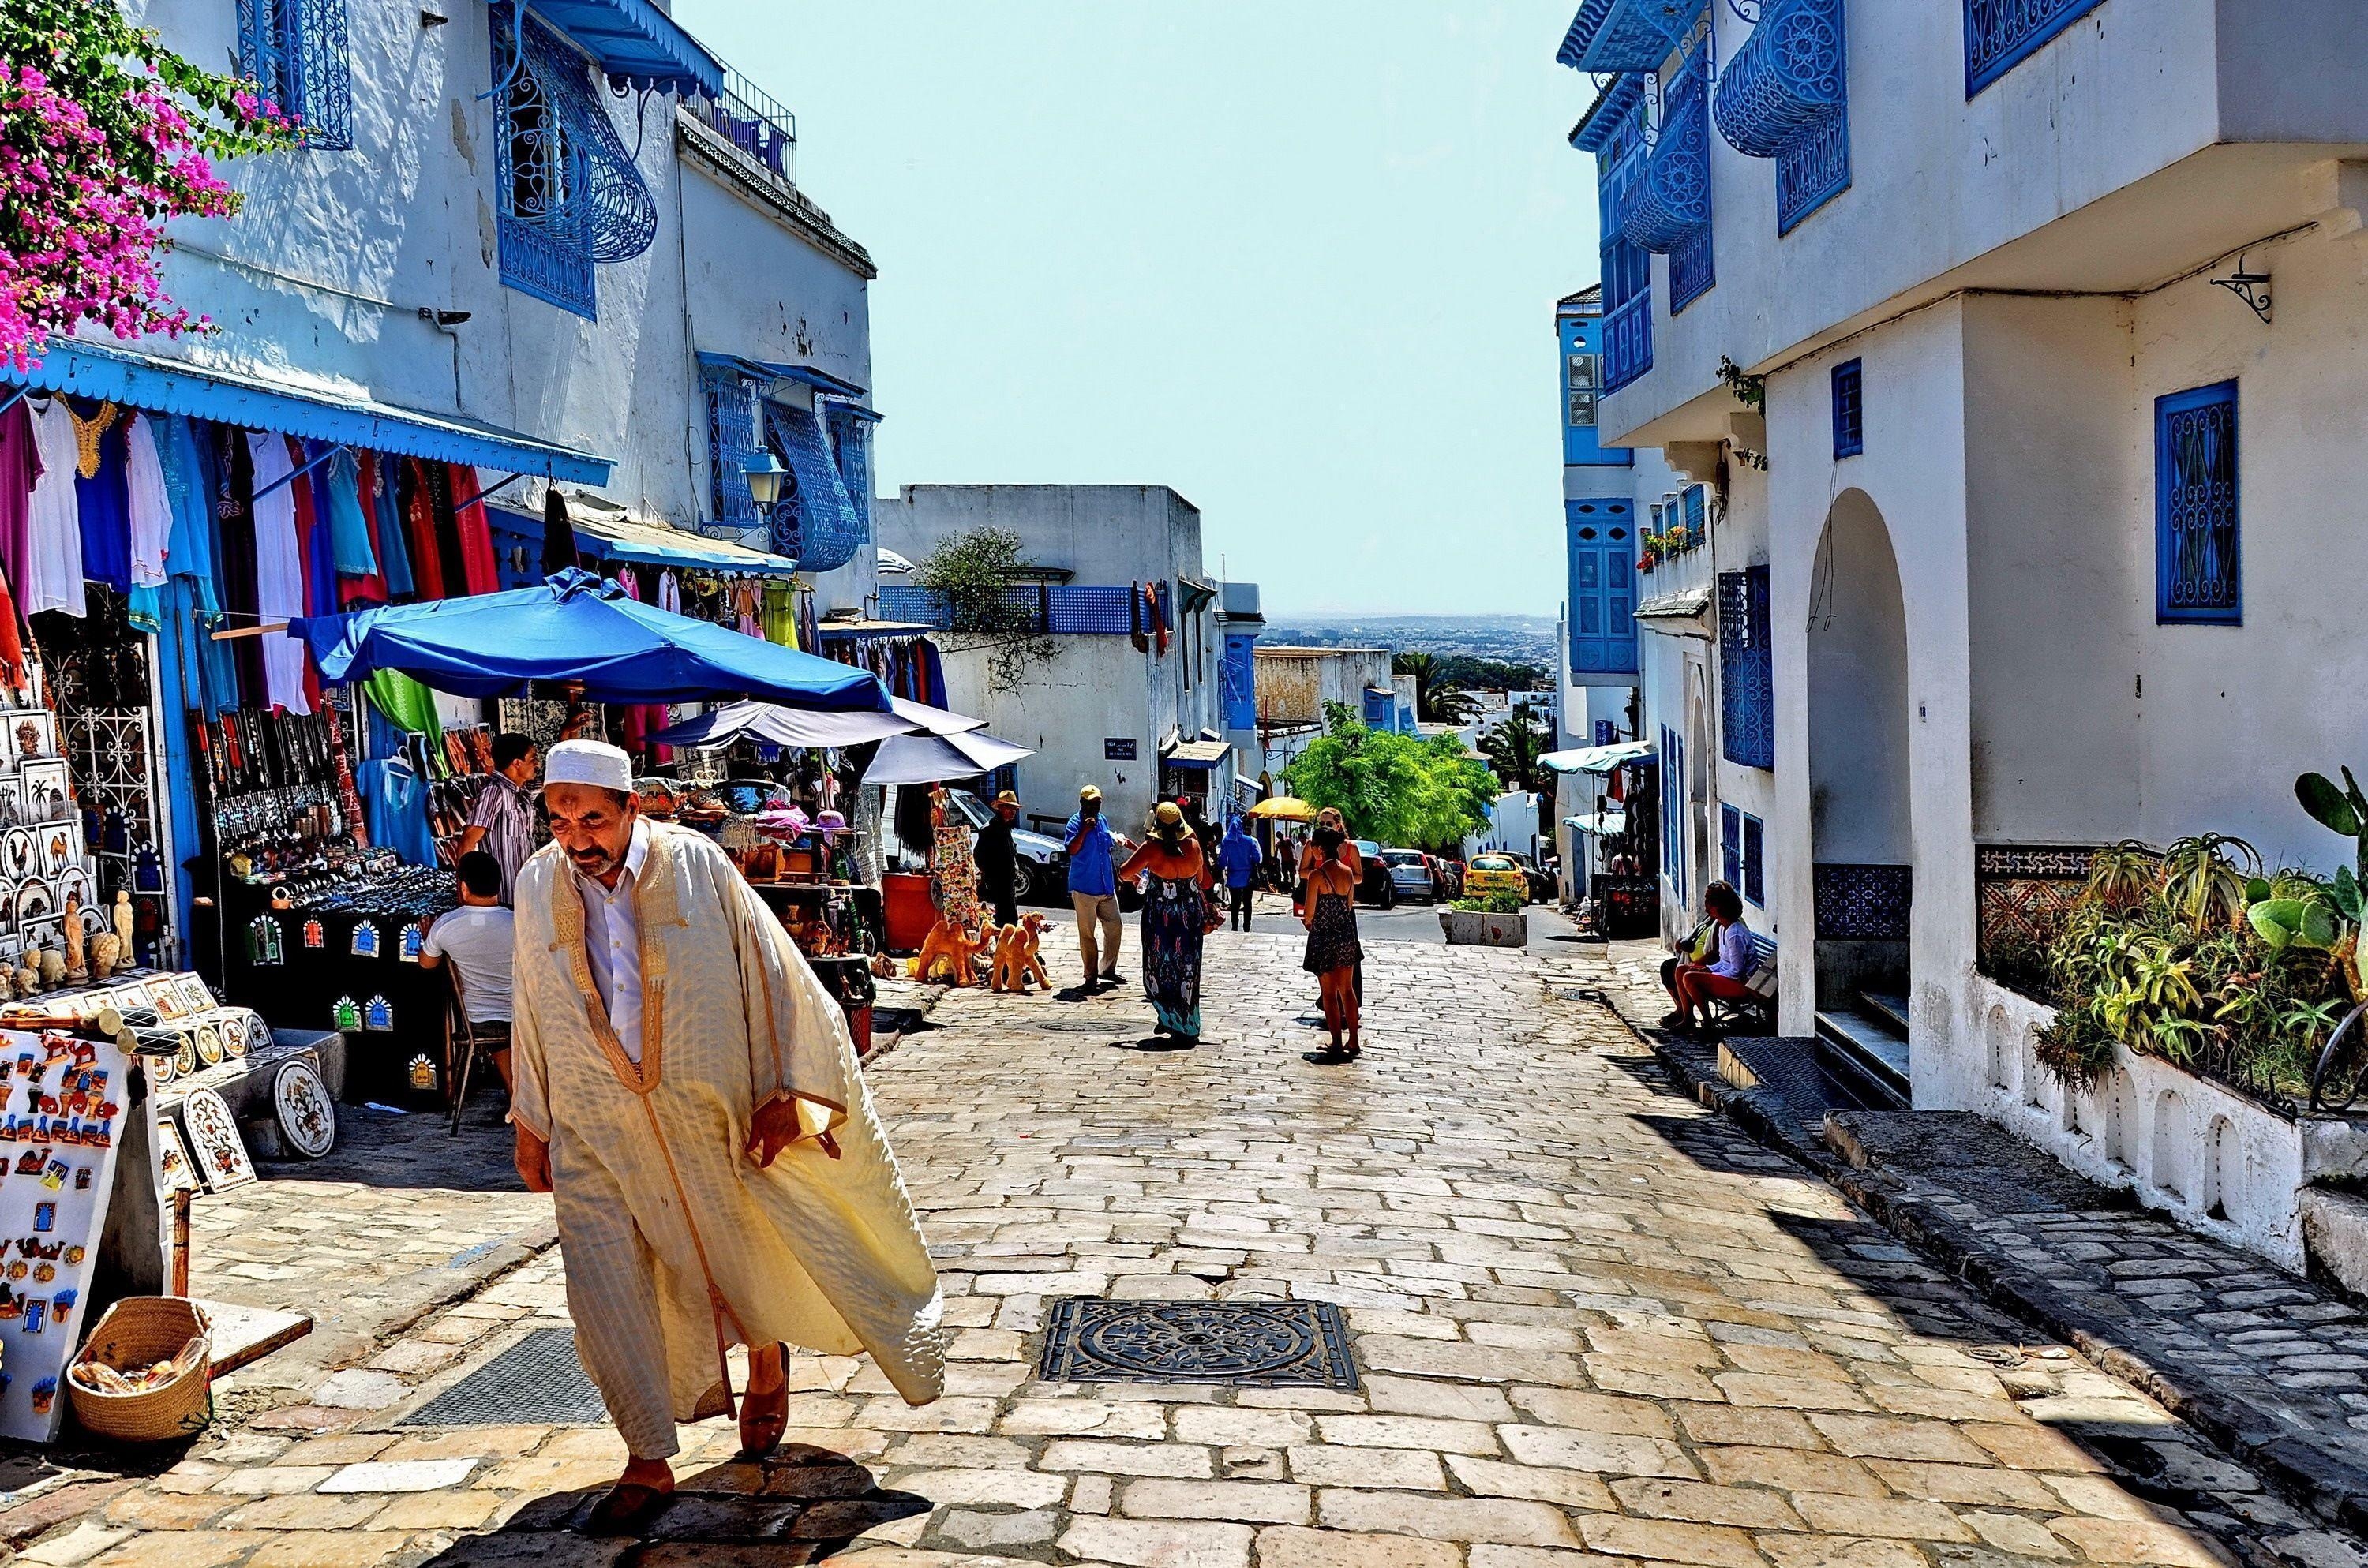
[1433,858,1466,899]
[877,783,1070,905]
[1351,840,1397,908]
[1381,848,1437,904]
[1463,854,1527,902]
[1504,852,1556,904]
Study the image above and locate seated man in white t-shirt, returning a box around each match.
[421,851,517,1093]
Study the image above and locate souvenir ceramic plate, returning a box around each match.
[149,1047,178,1087]
[271,1061,335,1158]
[43,830,72,880]
[219,1014,248,1058]
[148,979,185,1020]
[153,1117,197,1195]
[177,1088,253,1192]
[0,826,31,881]
[12,877,49,924]
[194,1024,224,1067]
[173,1034,197,1078]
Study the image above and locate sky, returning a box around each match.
[675,3,1602,619]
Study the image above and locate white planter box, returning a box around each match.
[1441,910,1527,947]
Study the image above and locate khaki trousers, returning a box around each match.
[1071,891,1122,977]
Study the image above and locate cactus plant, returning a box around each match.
[2298,767,2368,881]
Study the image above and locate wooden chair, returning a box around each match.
[444,967,508,1136]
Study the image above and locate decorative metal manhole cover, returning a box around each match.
[398,1327,609,1427]
[1038,1298,1358,1389]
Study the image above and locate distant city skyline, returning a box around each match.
[679,2,1599,617]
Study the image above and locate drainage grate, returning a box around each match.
[398,1327,609,1427]
[1038,1298,1358,1390]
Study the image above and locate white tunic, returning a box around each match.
[245,432,310,714]
[23,401,84,618]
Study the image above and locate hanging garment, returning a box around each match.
[24,399,85,618]
[154,416,222,616]
[124,415,171,591]
[245,431,312,714]
[448,465,500,596]
[425,462,470,598]
[323,448,377,578]
[616,563,642,601]
[213,427,264,705]
[371,454,414,598]
[289,439,332,711]
[66,400,115,477]
[0,398,39,592]
[358,756,438,866]
[343,453,388,605]
[73,410,131,593]
[541,488,579,576]
[657,569,680,615]
[797,587,820,657]
[362,668,445,751]
[734,578,761,637]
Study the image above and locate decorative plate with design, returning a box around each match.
[154,1118,198,1195]
[221,1014,250,1058]
[194,1024,224,1067]
[272,1061,335,1158]
[177,1088,254,1192]
[173,1034,198,1078]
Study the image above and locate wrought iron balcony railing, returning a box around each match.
[682,64,799,186]
[1712,0,1844,157]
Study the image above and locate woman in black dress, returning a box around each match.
[1299,807,1363,1057]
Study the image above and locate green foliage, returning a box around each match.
[1478,706,1554,797]
[1400,653,1549,694]
[2299,766,2368,881]
[1282,705,1499,854]
[915,527,1052,692]
[1453,891,1524,915]
[1390,651,1481,725]
[1716,355,1767,412]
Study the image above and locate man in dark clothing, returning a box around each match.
[976,789,1022,926]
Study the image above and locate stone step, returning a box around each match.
[1860,989,1912,1037]
[1815,1007,1912,1106]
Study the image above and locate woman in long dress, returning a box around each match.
[1118,802,1215,1042]
[1300,807,1363,1058]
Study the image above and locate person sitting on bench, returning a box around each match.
[422,851,515,1092]
[1670,881,1753,1035]
[1659,896,1722,1028]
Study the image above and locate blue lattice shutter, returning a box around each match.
[1719,566,1774,769]
[824,404,875,552]
[701,363,762,534]
[2156,381,2239,624]
[1742,813,1764,907]
[239,0,352,149]
[762,402,864,571]
[1722,803,1741,889]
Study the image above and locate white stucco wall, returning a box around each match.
[933,637,1175,836]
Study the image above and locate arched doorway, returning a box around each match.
[1806,490,1913,1100]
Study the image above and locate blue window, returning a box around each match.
[1721,803,1742,889]
[1578,78,1654,393]
[2156,380,2239,625]
[1568,501,1639,677]
[1966,0,2108,99]
[238,0,352,148]
[1561,308,1631,466]
[490,4,661,320]
[1719,566,1774,769]
[700,362,764,533]
[1661,724,1687,898]
[1713,0,1849,234]
[1832,358,1864,458]
[1222,634,1258,731]
[825,404,875,546]
[1742,812,1764,907]
[1635,39,1715,314]
[762,401,864,571]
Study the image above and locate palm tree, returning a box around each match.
[1394,650,1482,726]
[1478,705,1555,796]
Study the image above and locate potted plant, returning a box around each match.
[1441,889,1527,947]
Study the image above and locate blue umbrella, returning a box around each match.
[290,569,891,711]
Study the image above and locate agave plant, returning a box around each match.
[2160,833,2260,934]
[2080,840,2160,912]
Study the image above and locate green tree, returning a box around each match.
[1478,705,1555,797]
[916,526,1053,692]
[1283,704,1500,853]
[1392,651,1481,725]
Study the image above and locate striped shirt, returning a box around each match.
[467,774,535,906]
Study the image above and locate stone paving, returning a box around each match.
[2,925,2363,1566]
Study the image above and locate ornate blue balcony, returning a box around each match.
[1621,46,1711,256]
[1556,0,1699,72]
[1713,0,1845,157]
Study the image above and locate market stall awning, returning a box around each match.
[4,339,613,484]
[652,695,984,750]
[290,569,891,709]
[1564,810,1628,836]
[1163,739,1233,768]
[551,503,799,576]
[860,729,1032,787]
[526,0,723,95]
[1541,739,1655,776]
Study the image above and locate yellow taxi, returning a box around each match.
[1462,854,1528,901]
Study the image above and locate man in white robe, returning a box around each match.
[511,740,942,1529]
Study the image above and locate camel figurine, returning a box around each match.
[990,914,1053,994]
[909,917,987,987]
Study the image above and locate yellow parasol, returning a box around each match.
[1247,795,1318,821]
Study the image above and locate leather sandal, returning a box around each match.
[585,1480,673,1536]
[739,1347,791,1458]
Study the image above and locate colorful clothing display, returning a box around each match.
[448,465,500,597]
[24,399,85,617]
[245,432,310,714]
[73,410,130,593]
[323,449,377,578]
[930,818,981,927]
[124,414,171,592]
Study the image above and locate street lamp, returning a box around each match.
[743,451,788,509]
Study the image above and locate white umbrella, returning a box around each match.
[654,694,987,750]
[860,729,1033,786]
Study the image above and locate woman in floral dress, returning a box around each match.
[1118,803,1216,1042]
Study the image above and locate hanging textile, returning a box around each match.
[343,454,388,607]
[0,397,36,590]
[425,462,470,598]
[323,447,377,578]
[371,453,414,599]
[189,426,242,705]
[447,464,500,596]
[796,586,820,656]
[24,399,84,618]
[760,579,796,647]
[657,569,680,615]
[290,439,333,711]
[154,415,222,617]
[399,459,446,601]
[215,427,264,705]
[615,563,641,601]
[541,487,579,576]
[73,408,131,593]
[362,668,444,750]
[358,755,438,866]
[245,431,311,714]
[123,415,172,634]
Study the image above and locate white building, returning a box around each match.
[1253,646,1402,782]
[1560,0,2368,1266]
[872,485,1234,835]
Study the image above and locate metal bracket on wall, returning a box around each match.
[2212,253,2272,324]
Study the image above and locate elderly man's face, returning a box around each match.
[545,782,639,884]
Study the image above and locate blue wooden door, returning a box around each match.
[1567,503,1639,675]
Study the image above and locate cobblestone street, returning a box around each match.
[2,927,2361,1568]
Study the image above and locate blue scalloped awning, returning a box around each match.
[526,0,722,97]
[1571,73,1645,153]
[695,351,871,406]
[1555,0,1695,72]
[4,339,612,484]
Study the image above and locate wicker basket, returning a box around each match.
[67,1297,212,1443]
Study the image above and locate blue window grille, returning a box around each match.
[1721,803,1742,889]
[823,404,875,544]
[1966,0,2108,99]
[1660,724,1686,897]
[1624,39,1714,315]
[1831,358,1864,458]
[1222,634,1258,731]
[762,401,864,571]
[1742,812,1764,907]
[238,0,352,149]
[1719,565,1774,769]
[1712,0,1849,234]
[1582,79,1654,394]
[490,4,661,320]
[2156,380,2240,625]
[699,362,763,533]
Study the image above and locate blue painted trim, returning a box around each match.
[0,339,612,483]
[1775,98,1850,234]
[696,351,870,402]
[1831,358,1864,458]
[1965,0,2108,99]
[1557,0,1699,72]
[525,0,723,97]
[1572,73,1646,153]
[2155,379,2241,626]
[1741,812,1764,907]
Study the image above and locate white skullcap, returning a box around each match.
[544,739,633,792]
